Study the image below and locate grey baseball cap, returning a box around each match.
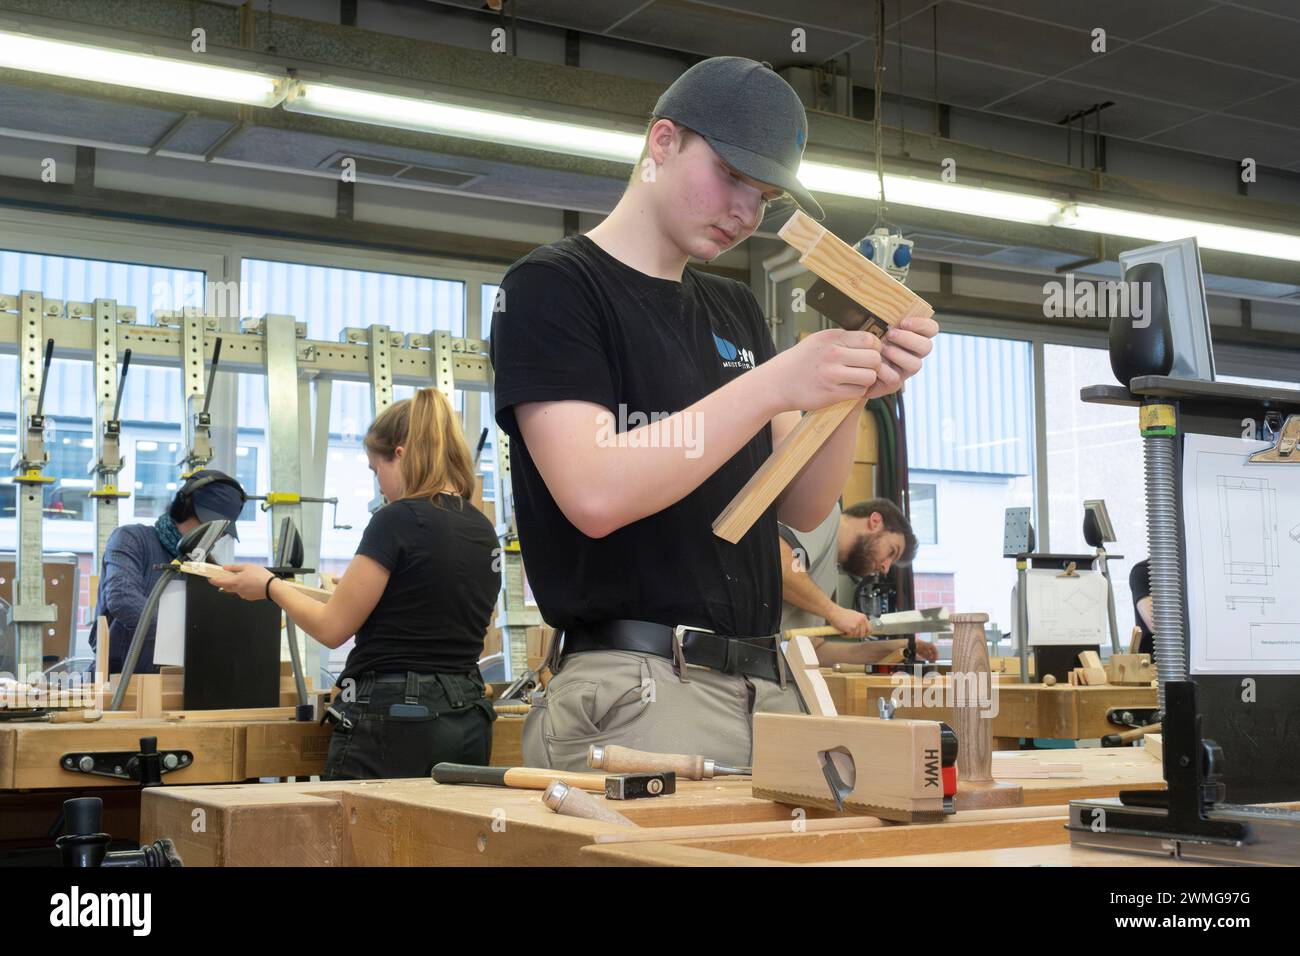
[652,56,824,220]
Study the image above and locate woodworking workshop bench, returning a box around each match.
[137,747,1164,866]
[824,673,1158,749]
[0,714,526,850]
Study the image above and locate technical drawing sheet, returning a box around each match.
[1025,568,1110,645]
[1185,433,1300,674]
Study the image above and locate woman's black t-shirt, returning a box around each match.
[340,493,499,683]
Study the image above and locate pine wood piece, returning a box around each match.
[1145,733,1163,764]
[1077,651,1108,686]
[161,706,297,722]
[1105,653,1155,685]
[787,635,838,716]
[712,211,934,544]
[990,754,1084,778]
[178,562,330,603]
[751,713,945,822]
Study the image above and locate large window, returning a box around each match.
[906,333,1036,632]
[236,259,467,564]
[1044,344,1147,646]
[0,250,207,655]
[133,437,183,519]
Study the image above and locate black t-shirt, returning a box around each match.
[340,494,500,683]
[490,234,781,636]
[1129,559,1154,657]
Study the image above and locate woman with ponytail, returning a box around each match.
[210,387,501,779]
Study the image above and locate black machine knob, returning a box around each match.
[55,797,111,868]
[1109,261,1173,384]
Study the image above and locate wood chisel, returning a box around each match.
[432,762,607,792]
[588,744,750,779]
[541,780,637,826]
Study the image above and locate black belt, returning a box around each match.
[560,620,786,685]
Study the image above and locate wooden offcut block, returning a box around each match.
[179,562,330,604]
[751,713,946,823]
[712,211,935,544]
[1077,651,1108,686]
[1105,653,1155,685]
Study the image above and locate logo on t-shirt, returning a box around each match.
[713,332,755,370]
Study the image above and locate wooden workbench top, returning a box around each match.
[139,745,1164,866]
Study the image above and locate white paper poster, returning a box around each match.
[1184,433,1300,674]
[152,577,187,668]
[1025,568,1110,646]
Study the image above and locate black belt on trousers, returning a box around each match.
[560,620,783,683]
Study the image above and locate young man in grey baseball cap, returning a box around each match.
[490,56,937,770]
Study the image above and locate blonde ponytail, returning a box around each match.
[363,388,475,502]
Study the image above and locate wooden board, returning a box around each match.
[712,211,934,544]
[751,713,945,822]
[179,561,330,603]
[140,778,865,867]
[581,837,1212,867]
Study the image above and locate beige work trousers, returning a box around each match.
[521,649,803,771]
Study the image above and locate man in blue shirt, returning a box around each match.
[89,470,246,673]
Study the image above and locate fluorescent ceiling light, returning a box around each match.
[0,29,285,106]
[799,161,1060,225]
[287,82,642,163]
[1058,203,1300,263]
[797,159,1300,264]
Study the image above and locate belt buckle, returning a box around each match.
[671,625,713,683]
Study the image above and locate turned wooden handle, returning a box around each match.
[589,745,706,780]
[951,612,993,783]
[542,781,637,826]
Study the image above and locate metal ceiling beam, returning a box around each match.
[0,170,750,282]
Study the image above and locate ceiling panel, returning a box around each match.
[990,79,1207,140]
[955,0,1218,40]
[0,85,179,149]
[1144,6,1300,79]
[1064,43,1282,112]
[1233,83,1300,127]
[898,4,1097,80]
[1227,0,1300,21]
[1146,113,1300,168]
[607,0,856,65]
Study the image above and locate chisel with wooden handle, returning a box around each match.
[432,762,607,792]
[1101,722,1162,747]
[588,744,750,780]
[542,781,637,826]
